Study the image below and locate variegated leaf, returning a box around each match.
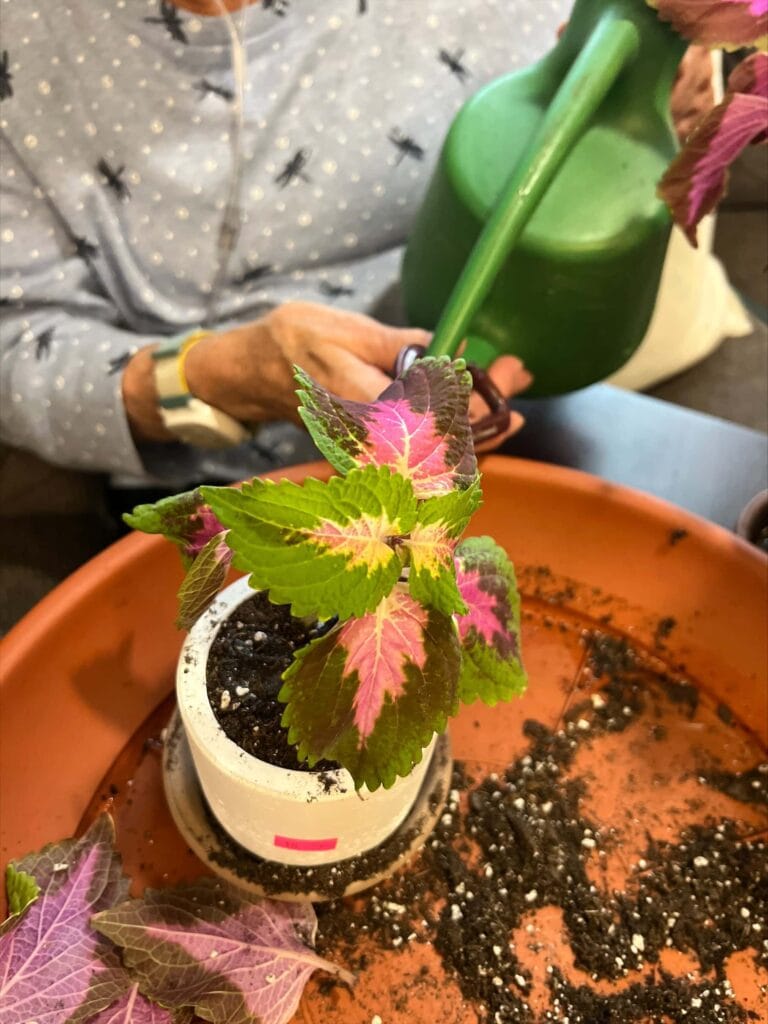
[406,482,482,616]
[0,816,131,1024]
[123,490,224,565]
[454,536,527,706]
[296,356,478,499]
[280,589,461,790]
[648,0,768,49]
[175,532,232,630]
[659,52,768,244]
[202,465,416,620]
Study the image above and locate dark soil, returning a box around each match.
[206,591,338,773]
[311,630,768,1024]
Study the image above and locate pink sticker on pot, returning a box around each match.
[273,835,338,852]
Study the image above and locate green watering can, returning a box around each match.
[401,0,687,396]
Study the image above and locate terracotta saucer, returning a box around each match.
[2,457,766,1022]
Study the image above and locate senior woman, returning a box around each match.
[0,0,717,491]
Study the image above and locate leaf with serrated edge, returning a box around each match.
[406,483,482,616]
[93,879,353,1024]
[175,531,232,629]
[0,815,131,1024]
[123,490,224,564]
[659,52,768,245]
[454,536,527,706]
[296,357,477,498]
[648,0,768,49]
[4,867,39,918]
[203,465,416,620]
[280,590,461,790]
[89,984,174,1024]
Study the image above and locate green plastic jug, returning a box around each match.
[401,0,687,395]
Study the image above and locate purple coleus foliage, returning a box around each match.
[124,489,232,630]
[646,1,768,242]
[649,0,767,48]
[1,817,351,1024]
[127,357,526,791]
[0,816,131,1024]
[659,51,768,244]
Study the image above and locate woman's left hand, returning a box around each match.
[470,354,532,453]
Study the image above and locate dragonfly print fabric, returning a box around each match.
[0,0,567,483]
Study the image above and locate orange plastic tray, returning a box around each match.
[2,457,766,1021]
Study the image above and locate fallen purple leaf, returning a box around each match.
[0,815,131,1024]
[659,52,768,243]
[649,0,768,48]
[93,878,354,1024]
[88,983,175,1024]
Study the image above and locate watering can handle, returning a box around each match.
[395,343,511,444]
[426,8,641,362]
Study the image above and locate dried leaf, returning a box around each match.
[0,815,131,1024]
[93,878,353,1024]
[648,0,768,49]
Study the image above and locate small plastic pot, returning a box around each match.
[176,577,436,867]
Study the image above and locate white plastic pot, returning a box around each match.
[176,577,436,867]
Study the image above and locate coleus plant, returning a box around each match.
[650,0,768,243]
[127,357,526,792]
[0,815,351,1024]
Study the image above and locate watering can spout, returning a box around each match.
[403,0,688,395]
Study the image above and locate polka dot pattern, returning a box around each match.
[0,0,567,480]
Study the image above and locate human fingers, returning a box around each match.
[474,410,525,454]
[275,302,431,374]
[486,355,533,397]
[356,321,432,374]
[319,348,396,404]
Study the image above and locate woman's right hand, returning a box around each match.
[185,302,433,424]
[123,302,431,443]
[123,300,531,447]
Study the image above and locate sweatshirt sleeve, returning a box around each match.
[0,141,150,477]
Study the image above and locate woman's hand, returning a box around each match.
[123,301,531,448]
[185,302,432,423]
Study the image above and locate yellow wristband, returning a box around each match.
[176,330,210,395]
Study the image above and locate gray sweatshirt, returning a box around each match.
[0,0,567,484]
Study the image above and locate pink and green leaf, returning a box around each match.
[88,984,175,1024]
[280,589,461,790]
[658,52,768,244]
[123,490,224,566]
[406,483,482,616]
[454,537,527,706]
[647,0,768,48]
[202,465,416,621]
[175,532,233,630]
[0,815,131,1024]
[93,879,353,1024]
[296,356,478,499]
